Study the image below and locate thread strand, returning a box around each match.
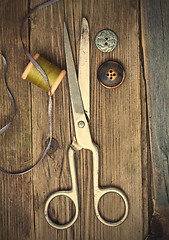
[0,0,60,175]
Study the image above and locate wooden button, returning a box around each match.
[97,61,125,88]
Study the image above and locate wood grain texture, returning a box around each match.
[29,0,145,239]
[0,0,35,240]
[0,0,148,239]
[141,0,169,238]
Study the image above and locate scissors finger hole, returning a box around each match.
[48,196,76,225]
[98,192,126,223]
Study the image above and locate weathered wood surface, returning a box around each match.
[0,1,35,240]
[0,0,148,239]
[141,0,169,239]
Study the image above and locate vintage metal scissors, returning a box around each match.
[44,18,129,229]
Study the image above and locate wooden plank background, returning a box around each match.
[1,0,168,239]
[141,0,169,239]
[0,1,35,240]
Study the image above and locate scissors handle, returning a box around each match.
[44,147,79,230]
[91,144,129,226]
[44,142,129,229]
[94,187,129,227]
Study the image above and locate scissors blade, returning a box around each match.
[64,23,85,120]
[78,18,90,120]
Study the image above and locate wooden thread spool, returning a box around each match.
[22,53,66,95]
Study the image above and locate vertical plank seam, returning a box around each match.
[28,0,36,239]
[139,0,153,237]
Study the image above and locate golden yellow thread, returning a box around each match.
[22,53,66,95]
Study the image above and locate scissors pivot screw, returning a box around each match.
[78,121,85,128]
[44,19,129,230]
